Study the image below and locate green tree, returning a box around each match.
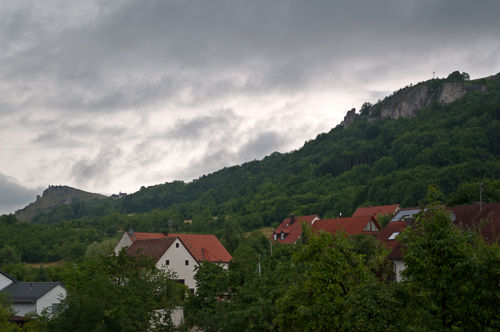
[84,238,117,258]
[0,245,21,266]
[42,251,184,331]
[186,241,297,331]
[274,228,380,331]
[398,205,500,330]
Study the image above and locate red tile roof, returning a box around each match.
[352,204,400,218]
[169,234,232,263]
[449,202,500,244]
[376,221,407,260]
[312,216,381,236]
[272,215,320,244]
[127,238,177,260]
[128,232,167,241]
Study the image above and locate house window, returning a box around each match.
[273,233,277,241]
[363,221,378,231]
[388,232,400,240]
[176,243,179,248]
[280,233,285,240]
[185,260,189,265]
[165,260,170,265]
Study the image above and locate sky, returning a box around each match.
[1,0,500,214]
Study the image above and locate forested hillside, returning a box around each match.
[29,73,500,223]
[2,71,500,263]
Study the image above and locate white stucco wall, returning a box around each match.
[394,259,406,282]
[114,233,133,255]
[13,303,36,317]
[36,285,67,315]
[0,273,14,291]
[156,238,199,292]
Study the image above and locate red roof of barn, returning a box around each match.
[352,204,400,218]
[376,221,407,259]
[127,238,176,260]
[169,234,232,263]
[449,202,500,244]
[312,215,381,236]
[272,215,320,244]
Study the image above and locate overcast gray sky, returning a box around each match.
[1,0,499,214]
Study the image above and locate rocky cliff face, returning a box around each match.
[342,74,488,128]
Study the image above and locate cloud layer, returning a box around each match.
[0,173,41,215]
[1,0,500,213]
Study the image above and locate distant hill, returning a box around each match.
[15,185,107,222]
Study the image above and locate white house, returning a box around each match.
[125,232,232,292]
[0,271,66,317]
[127,237,199,291]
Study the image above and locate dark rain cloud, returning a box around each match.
[0,173,40,215]
[71,146,124,187]
[238,131,286,161]
[2,0,499,115]
[1,0,500,205]
[165,109,240,141]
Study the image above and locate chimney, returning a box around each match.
[290,214,295,225]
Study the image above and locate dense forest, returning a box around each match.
[2,204,499,330]
[2,71,500,265]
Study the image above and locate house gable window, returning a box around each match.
[165,260,170,265]
[363,221,378,231]
[176,242,179,248]
[185,260,189,266]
